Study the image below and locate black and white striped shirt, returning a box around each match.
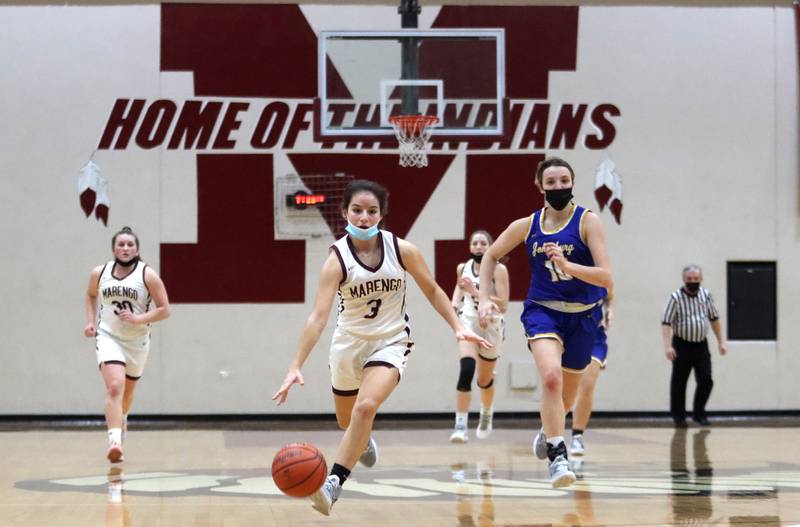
[661,287,720,342]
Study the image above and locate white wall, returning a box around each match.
[0,1,797,415]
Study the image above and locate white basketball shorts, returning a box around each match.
[329,326,414,395]
[459,314,504,360]
[95,329,150,378]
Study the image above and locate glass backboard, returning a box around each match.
[315,29,507,141]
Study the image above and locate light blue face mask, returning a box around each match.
[345,221,379,240]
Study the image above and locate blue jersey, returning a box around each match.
[524,204,604,306]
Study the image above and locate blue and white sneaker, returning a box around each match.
[310,475,342,516]
[549,455,576,488]
[570,434,585,456]
[359,436,378,467]
[449,426,468,443]
[533,427,548,459]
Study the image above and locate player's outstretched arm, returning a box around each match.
[398,239,491,349]
[478,217,528,324]
[273,252,341,405]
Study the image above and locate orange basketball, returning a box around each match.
[271,443,327,498]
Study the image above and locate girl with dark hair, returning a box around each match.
[273,179,491,516]
[449,230,509,443]
[477,157,613,488]
[84,226,171,463]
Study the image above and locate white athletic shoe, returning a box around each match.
[359,436,378,468]
[570,434,585,456]
[549,455,576,488]
[532,427,548,459]
[476,410,493,439]
[449,426,469,443]
[310,475,342,516]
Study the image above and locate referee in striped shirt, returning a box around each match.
[661,265,727,427]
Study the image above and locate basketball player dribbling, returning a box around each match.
[84,226,171,463]
[477,157,613,488]
[449,230,509,443]
[272,179,491,516]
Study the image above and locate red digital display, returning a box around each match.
[286,190,326,209]
[295,193,325,205]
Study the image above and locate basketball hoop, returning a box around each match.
[389,115,439,168]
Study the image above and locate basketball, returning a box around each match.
[271,443,327,498]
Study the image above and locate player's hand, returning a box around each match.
[273,368,304,406]
[456,326,492,350]
[477,300,499,329]
[719,342,727,356]
[84,323,96,337]
[665,347,677,361]
[458,276,478,296]
[544,242,567,269]
[117,308,141,324]
[604,304,614,330]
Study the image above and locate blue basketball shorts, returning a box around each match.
[520,301,603,372]
[591,325,608,368]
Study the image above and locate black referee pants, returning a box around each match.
[670,336,713,422]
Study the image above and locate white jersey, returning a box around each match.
[458,259,504,320]
[457,259,481,319]
[332,231,408,339]
[457,259,505,354]
[97,260,152,340]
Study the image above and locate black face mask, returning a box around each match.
[115,255,140,268]
[544,188,573,211]
[471,253,484,263]
[684,282,700,293]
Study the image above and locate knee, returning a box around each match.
[352,398,379,421]
[456,357,476,392]
[541,369,562,394]
[336,414,350,430]
[106,380,125,399]
[476,371,494,390]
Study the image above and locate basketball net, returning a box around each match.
[389,115,439,168]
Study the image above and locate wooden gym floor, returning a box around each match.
[3,422,800,526]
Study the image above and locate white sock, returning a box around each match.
[547,436,565,447]
[480,405,493,415]
[455,412,468,428]
[122,414,128,431]
[108,428,122,444]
